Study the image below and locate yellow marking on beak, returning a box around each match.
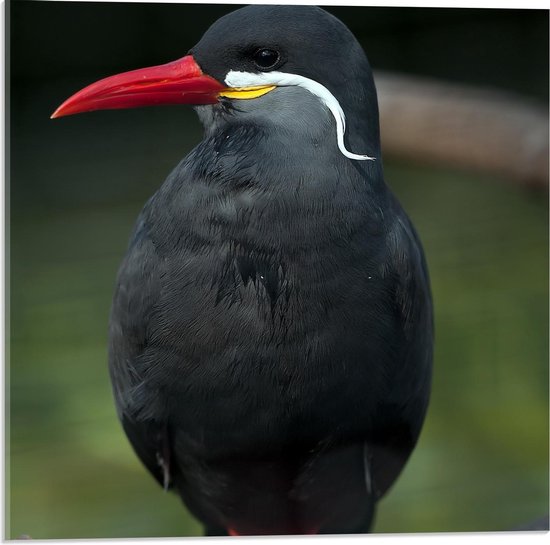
[218,85,276,99]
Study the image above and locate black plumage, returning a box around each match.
[104,5,433,535]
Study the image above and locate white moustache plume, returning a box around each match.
[224,70,376,162]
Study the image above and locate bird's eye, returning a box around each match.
[253,48,280,70]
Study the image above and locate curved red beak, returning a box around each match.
[51,55,224,119]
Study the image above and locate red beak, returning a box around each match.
[51,55,224,119]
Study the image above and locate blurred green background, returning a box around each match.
[7,0,549,539]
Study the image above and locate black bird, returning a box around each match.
[53,5,433,536]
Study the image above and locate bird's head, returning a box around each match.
[52,5,381,161]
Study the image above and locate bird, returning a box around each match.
[52,5,433,536]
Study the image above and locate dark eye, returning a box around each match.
[253,48,280,70]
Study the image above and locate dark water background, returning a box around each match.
[7,1,549,538]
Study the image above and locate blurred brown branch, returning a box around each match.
[376,71,549,189]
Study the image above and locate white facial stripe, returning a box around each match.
[225,70,375,162]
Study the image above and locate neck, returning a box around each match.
[152,92,387,254]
